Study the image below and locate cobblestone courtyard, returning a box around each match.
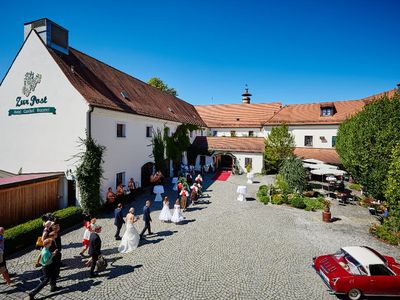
[1,174,399,300]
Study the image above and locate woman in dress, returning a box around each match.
[171,199,184,224]
[159,197,172,222]
[118,208,140,253]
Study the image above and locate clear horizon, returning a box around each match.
[1,0,399,106]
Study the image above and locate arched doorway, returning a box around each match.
[141,162,154,188]
[220,155,233,170]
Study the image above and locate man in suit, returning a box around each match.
[88,226,102,278]
[140,200,153,239]
[114,203,124,240]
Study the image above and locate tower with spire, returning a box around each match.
[242,84,252,104]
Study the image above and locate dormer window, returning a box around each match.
[320,103,336,117]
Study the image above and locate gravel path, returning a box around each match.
[1,173,398,300]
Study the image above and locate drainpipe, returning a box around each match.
[87,105,94,139]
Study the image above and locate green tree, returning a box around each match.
[264,124,295,173]
[336,93,400,199]
[75,136,105,215]
[151,128,166,174]
[164,124,198,176]
[148,77,178,96]
[279,156,307,193]
[385,143,400,216]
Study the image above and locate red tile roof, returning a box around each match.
[195,103,282,128]
[192,136,265,153]
[47,46,205,127]
[266,89,397,125]
[294,148,341,165]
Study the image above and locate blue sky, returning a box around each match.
[1,0,399,105]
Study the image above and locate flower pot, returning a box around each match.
[322,211,331,222]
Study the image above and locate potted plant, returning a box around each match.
[322,200,331,222]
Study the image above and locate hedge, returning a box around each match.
[256,185,270,204]
[4,206,83,256]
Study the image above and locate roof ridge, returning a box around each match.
[69,47,192,106]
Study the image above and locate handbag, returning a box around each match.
[96,255,108,272]
[35,236,44,249]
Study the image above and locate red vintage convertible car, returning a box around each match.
[313,246,400,300]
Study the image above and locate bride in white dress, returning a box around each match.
[171,199,185,224]
[159,197,172,222]
[118,207,140,253]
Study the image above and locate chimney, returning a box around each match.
[24,18,69,54]
[241,85,252,104]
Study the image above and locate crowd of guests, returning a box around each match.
[0,171,206,298]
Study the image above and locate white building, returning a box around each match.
[195,88,396,173]
[0,18,205,206]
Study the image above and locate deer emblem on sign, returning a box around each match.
[22,71,42,97]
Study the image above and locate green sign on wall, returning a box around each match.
[8,71,57,117]
[9,107,56,116]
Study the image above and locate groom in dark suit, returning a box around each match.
[114,203,124,240]
[140,200,153,239]
[88,226,102,278]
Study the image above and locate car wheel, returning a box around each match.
[348,288,362,300]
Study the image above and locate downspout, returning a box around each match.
[87,105,94,139]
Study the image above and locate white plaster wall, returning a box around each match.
[90,108,182,199]
[234,152,264,173]
[211,127,263,137]
[263,125,338,148]
[0,31,88,174]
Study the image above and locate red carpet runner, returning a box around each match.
[212,170,231,181]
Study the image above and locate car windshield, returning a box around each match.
[369,264,394,276]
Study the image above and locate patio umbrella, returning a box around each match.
[314,163,339,169]
[310,169,346,176]
[302,158,324,164]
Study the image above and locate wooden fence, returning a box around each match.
[0,178,60,227]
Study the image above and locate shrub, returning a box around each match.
[290,194,306,209]
[304,197,325,211]
[275,174,290,194]
[348,183,362,191]
[257,185,270,204]
[271,194,284,205]
[373,223,399,245]
[4,206,83,255]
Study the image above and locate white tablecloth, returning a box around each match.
[236,185,247,201]
[153,185,164,202]
[172,177,178,191]
[246,172,254,184]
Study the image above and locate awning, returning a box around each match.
[302,158,324,164]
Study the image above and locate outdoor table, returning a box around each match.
[246,172,254,184]
[153,185,164,202]
[172,177,178,191]
[236,185,247,201]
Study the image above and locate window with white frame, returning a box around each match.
[146,126,153,138]
[249,131,254,137]
[116,172,126,188]
[212,130,217,137]
[190,130,193,138]
[304,136,313,147]
[165,127,170,137]
[230,130,236,137]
